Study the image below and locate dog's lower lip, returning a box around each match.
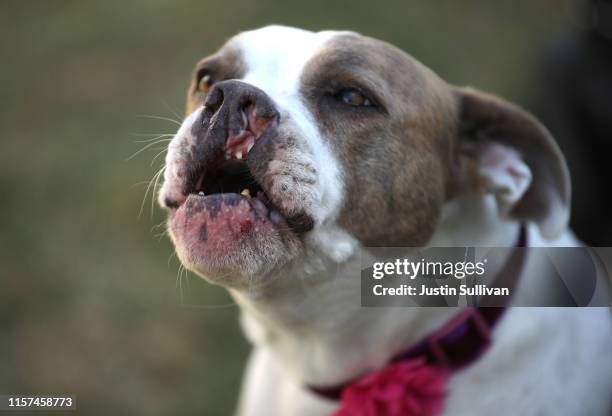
[173,190,313,234]
[179,190,292,229]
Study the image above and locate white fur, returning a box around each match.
[231,26,361,281]
[234,26,348,229]
[158,109,201,207]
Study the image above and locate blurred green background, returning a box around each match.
[0,1,583,414]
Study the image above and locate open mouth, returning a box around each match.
[189,158,288,227]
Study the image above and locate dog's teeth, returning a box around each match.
[198,191,205,196]
[241,188,251,197]
[225,152,230,160]
[247,143,254,153]
[236,151,243,160]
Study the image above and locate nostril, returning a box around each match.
[240,101,253,130]
[203,85,224,115]
[248,105,279,137]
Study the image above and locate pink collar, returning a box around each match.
[309,225,528,403]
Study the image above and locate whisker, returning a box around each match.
[151,146,168,166]
[150,220,167,234]
[176,263,186,305]
[130,132,175,138]
[127,139,170,161]
[150,163,165,218]
[147,145,169,153]
[154,230,169,241]
[138,166,165,218]
[179,264,189,304]
[161,99,184,123]
[135,114,182,126]
[134,137,173,144]
[184,268,191,291]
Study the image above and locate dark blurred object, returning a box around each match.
[533,0,612,245]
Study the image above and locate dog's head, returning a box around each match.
[158,26,569,289]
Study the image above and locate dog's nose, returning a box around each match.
[201,80,279,159]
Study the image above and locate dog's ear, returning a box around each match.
[453,87,570,239]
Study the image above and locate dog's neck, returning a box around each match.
[230,194,522,385]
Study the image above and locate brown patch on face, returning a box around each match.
[185,43,246,115]
[301,34,461,246]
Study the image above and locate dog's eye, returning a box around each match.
[337,89,373,107]
[197,74,214,93]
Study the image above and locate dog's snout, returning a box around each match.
[199,80,279,160]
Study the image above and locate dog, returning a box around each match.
[157,26,612,415]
